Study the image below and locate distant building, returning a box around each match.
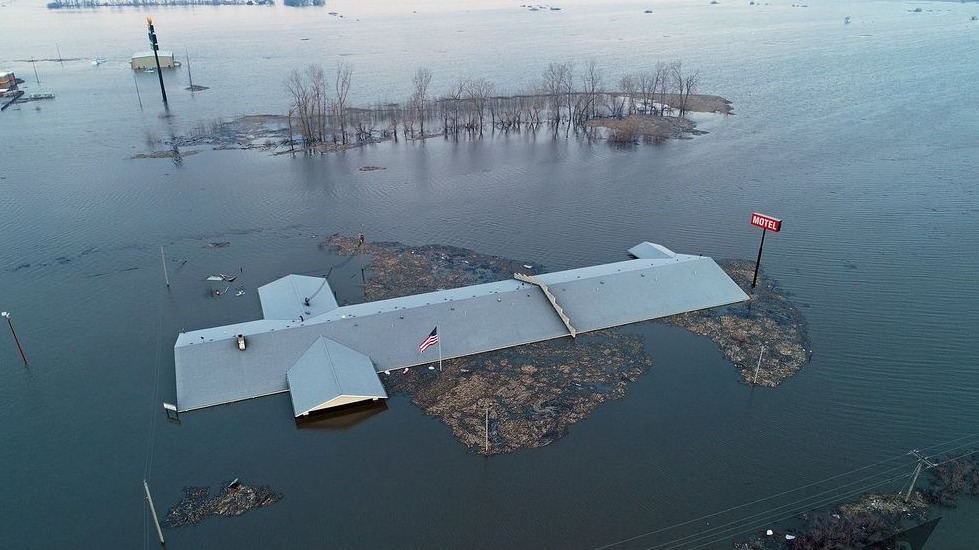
[130,51,177,70]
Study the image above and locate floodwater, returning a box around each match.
[1,0,978,548]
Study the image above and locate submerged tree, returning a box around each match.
[412,67,432,138]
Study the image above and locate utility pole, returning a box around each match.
[1,311,29,366]
[146,17,168,106]
[903,449,936,502]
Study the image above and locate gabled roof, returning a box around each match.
[131,51,174,58]
[258,274,339,320]
[174,242,749,412]
[286,337,387,417]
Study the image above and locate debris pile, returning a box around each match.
[923,449,979,506]
[161,481,283,528]
[659,259,811,386]
[383,331,651,455]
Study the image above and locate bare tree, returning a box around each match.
[465,77,494,134]
[580,59,604,120]
[669,61,697,117]
[412,67,432,138]
[285,64,327,148]
[680,70,699,118]
[662,61,680,115]
[616,74,636,117]
[541,62,572,124]
[334,61,353,144]
[634,71,654,115]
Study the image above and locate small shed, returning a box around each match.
[131,51,176,70]
[286,337,387,417]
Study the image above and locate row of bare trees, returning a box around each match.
[285,59,701,149]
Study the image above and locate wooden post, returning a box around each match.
[752,345,766,385]
[143,480,165,546]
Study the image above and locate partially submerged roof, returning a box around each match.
[132,50,174,58]
[286,338,387,417]
[174,242,749,412]
[257,274,339,320]
[628,241,676,260]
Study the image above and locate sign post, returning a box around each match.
[146,17,168,106]
[749,212,782,289]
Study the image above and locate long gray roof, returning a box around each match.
[173,242,749,412]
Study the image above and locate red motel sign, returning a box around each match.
[750,212,782,232]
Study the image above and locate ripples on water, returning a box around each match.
[1,0,978,547]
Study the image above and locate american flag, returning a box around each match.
[418,327,439,353]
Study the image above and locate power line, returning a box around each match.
[592,433,979,550]
[670,447,979,550]
[652,470,913,550]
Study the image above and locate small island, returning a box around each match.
[328,235,808,455]
[161,60,731,155]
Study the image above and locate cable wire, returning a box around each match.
[592,433,979,550]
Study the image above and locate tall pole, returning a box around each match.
[160,245,170,288]
[484,406,489,453]
[1,312,28,366]
[30,57,40,85]
[146,17,168,106]
[143,480,165,546]
[904,450,936,502]
[751,227,767,289]
[438,331,442,372]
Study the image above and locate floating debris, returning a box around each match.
[161,481,283,528]
[205,241,230,249]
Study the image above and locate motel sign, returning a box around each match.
[750,213,782,232]
[750,212,782,289]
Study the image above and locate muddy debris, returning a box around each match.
[658,258,811,387]
[161,481,283,528]
[383,330,651,455]
[326,235,810,454]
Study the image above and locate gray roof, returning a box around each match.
[173,243,749,412]
[286,337,387,417]
[257,274,338,320]
[628,241,676,260]
[132,51,174,58]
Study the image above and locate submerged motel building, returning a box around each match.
[174,242,749,418]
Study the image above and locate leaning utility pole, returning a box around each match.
[903,449,936,502]
[146,17,168,106]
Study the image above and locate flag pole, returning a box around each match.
[438,326,442,372]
